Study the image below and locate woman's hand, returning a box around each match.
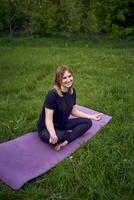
[49,133,58,144]
[91,113,104,121]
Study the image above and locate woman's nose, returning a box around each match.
[66,78,70,82]
[67,78,70,82]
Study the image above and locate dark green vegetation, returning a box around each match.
[0,37,134,199]
[0,0,134,39]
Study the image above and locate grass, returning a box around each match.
[0,37,134,200]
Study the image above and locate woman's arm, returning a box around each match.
[71,105,103,121]
[45,108,58,144]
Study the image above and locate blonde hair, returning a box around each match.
[54,65,74,97]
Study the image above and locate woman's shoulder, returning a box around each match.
[44,89,58,108]
[47,89,58,97]
[72,88,76,95]
[73,88,76,92]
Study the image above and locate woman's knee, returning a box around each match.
[38,129,50,143]
[74,118,92,129]
[83,119,92,129]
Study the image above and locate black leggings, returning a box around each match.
[38,118,92,144]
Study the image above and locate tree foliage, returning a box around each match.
[0,0,133,39]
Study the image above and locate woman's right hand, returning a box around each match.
[49,133,58,144]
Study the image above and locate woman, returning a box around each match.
[37,65,103,151]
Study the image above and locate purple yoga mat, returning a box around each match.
[0,105,112,190]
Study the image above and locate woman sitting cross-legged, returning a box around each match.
[37,65,103,151]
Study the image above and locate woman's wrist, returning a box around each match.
[87,114,94,120]
[87,114,91,119]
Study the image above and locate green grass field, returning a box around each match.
[0,37,134,200]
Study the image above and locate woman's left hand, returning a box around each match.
[91,113,104,121]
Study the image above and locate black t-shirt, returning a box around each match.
[37,88,76,132]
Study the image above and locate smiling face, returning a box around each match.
[61,70,73,91]
[54,65,74,95]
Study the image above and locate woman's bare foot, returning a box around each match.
[55,140,68,151]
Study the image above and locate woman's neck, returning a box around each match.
[61,86,69,93]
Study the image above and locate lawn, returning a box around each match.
[0,37,134,200]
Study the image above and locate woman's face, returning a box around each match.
[61,70,73,89]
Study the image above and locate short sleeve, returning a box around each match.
[44,90,57,110]
[73,88,76,105]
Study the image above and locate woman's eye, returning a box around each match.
[62,74,72,79]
